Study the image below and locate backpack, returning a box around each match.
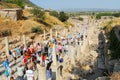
[59,58,63,63]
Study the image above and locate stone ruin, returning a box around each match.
[0,8,23,21]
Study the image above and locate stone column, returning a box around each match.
[5,37,9,56]
[52,44,60,80]
[77,44,80,56]
[56,31,58,38]
[44,30,46,40]
[23,35,27,48]
[50,29,52,40]
[37,67,47,80]
[70,45,75,65]
[52,44,57,66]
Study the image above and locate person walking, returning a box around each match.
[16,63,24,80]
[26,66,35,80]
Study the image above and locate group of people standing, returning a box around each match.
[1,28,84,80]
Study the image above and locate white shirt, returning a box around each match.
[12,52,16,57]
[26,70,34,80]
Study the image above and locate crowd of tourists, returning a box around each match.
[1,28,86,80]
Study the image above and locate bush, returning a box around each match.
[31,27,43,34]
[31,8,45,21]
[107,27,120,59]
[3,0,24,8]
[78,17,83,21]
[58,11,69,22]
[96,12,120,19]
[49,11,59,18]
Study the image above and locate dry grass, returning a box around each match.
[0,17,45,35]
[101,18,120,31]
[110,72,120,80]
[0,2,20,9]
[0,3,65,36]
[44,13,64,26]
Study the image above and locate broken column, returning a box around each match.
[5,37,9,56]
[52,44,60,80]
[23,35,27,48]
[52,44,57,66]
[50,29,52,40]
[69,45,75,65]
[44,30,46,40]
[37,67,47,80]
[56,31,58,38]
[77,44,80,56]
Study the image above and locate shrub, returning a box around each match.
[3,0,24,8]
[58,11,69,22]
[31,27,43,34]
[96,12,120,19]
[31,8,45,21]
[78,17,83,21]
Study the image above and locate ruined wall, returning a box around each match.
[0,9,22,20]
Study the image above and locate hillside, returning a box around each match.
[0,2,20,9]
[23,0,40,8]
[1,0,40,8]
[0,9,65,36]
[0,0,66,37]
[101,18,120,32]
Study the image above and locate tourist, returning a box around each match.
[26,66,35,80]
[48,42,53,55]
[30,57,35,70]
[19,46,23,56]
[23,53,28,70]
[27,45,32,57]
[12,50,17,65]
[44,44,48,56]
[36,61,41,69]
[30,44,35,55]
[64,44,69,55]
[15,47,21,57]
[2,56,11,77]
[23,44,27,54]
[46,68,52,80]
[16,63,24,80]
[45,57,50,67]
[37,53,42,65]
[42,53,47,66]
[36,43,41,54]
[10,76,14,80]
[9,50,13,60]
[58,56,64,76]
[46,60,53,80]
[57,43,62,54]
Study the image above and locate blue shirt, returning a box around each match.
[2,60,9,69]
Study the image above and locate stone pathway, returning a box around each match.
[0,18,109,80]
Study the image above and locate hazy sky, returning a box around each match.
[30,0,120,10]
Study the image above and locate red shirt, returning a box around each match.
[27,48,31,56]
[23,56,28,64]
[42,55,46,61]
[31,48,35,54]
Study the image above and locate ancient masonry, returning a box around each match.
[0,8,22,21]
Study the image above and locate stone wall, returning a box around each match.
[0,8,22,21]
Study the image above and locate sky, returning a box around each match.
[30,0,120,10]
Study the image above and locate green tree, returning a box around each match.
[31,8,45,21]
[49,11,59,18]
[58,11,69,22]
